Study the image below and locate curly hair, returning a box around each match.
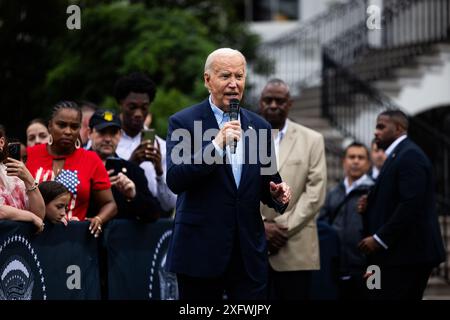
[113,72,156,104]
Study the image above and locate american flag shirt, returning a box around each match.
[26,144,111,220]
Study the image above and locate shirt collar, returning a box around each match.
[121,129,140,141]
[371,167,380,179]
[278,121,288,141]
[209,95,239,125]
[385,135,407,157]
[344,174,369,195]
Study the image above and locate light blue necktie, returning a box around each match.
[220,113,241,187]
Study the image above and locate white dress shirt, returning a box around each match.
[210,96,243,187]
[273,122,287,170]
[344,174,370,195]
[371,167,380,180]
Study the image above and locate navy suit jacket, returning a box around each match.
[165,99,286,281]
[364,137,445,267]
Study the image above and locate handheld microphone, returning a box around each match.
[229,99,240,154]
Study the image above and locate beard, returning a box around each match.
[376,139,393,151]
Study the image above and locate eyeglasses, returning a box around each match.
[261,97,288,105]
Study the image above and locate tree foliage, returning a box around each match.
[0,0,261,139]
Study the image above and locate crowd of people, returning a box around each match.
[0,47,445,300]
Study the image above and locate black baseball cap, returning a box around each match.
[89,109,121,131]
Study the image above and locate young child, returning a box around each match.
[38,181,70,226]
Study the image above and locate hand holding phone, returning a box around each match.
[7,142,21,161]
[141,128,156,145]
[105,157,124,176]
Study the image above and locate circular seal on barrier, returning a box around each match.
[148,229,178,300]
[0,235,46,300]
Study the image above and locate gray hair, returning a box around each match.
[204,48,247,74]
[263,78,291,97]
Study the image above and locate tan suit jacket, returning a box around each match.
[261,119,327,271]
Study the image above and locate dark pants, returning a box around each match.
[338,274,368,300]
[368,265,433,300]
[176,240,267,300]
[268,266,312,300]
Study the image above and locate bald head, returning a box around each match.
[259,78,292,129]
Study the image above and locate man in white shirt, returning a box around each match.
[114,72,176,213]
[319,142,373,299]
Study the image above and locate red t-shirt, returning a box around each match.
[26,144,111,221]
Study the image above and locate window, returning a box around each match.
[246,0,299,21]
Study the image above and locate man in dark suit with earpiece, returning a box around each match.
[359,109,445,300]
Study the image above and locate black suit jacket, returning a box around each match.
[364,137,445,267]
[165,99,287,282]
[87,155,161,222]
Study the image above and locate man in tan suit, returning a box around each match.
[260,79,327,300]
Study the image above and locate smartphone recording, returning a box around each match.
[105,157,123,175]
[141,129,156,144]
[7,142,21,161]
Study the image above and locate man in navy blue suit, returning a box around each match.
[359,109,445,300]
[165,48,291,300]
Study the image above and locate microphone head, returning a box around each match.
[229,99,240,121]
[229,98,240,107]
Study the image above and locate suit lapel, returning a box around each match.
[278,119,297,171]
[201,100,219,131]
[368,138,409,200]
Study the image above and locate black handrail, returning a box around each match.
[383,0,450,47]
[247,0,366,105]
[249,0,450,106]
[324,0,450,83]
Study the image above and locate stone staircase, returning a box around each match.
[373,44,450,96]
[350,43,450,100]
[423,215,450,300]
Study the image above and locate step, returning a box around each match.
[372,80,403,96]
[292,98,321,110]
[394,67,425,79]
[346,42,450,86]
[414,55,444,66]
[431,43,450,54]
[320,128,347,141]
[423,276,450,298]
[422,295,450,300]
[396,77,422,87]
[299,86,321,100]
[290,105,322,118]
[296,117,332,129]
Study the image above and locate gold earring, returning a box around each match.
[48,135,53,145]
[75,138,81,149]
